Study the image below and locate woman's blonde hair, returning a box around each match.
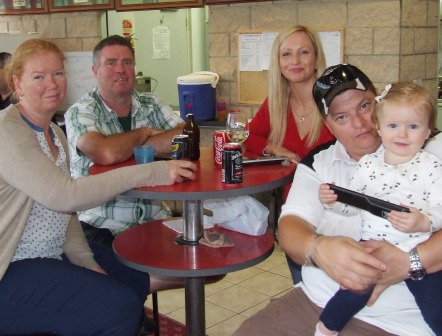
[5,39,66,92]
[267,25,326,148]
[374,82,437,134]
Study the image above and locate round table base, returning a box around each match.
[175,235,200,246]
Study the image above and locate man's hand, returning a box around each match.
[314,235,387,292]
[361,240,409,306]
[167,160,197,183]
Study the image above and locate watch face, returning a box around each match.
[409,268,426,281]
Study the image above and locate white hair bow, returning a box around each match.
[375,84,392,103]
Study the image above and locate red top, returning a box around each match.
[244,98,335,157]
[244,98,334,200]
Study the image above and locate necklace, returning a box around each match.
[295,108,314,124]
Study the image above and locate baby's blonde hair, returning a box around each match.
[374,82,437,134]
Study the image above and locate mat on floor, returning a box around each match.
[145,307,187,336]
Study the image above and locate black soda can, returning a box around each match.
[222,143,243,184]
[171,134,190,160]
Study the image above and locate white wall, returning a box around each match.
[103,8,208,109]
[0,33,40,53]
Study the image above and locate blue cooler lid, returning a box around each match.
[177,71,219,88]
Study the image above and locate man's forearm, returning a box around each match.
[279,215,316,265]
[146,123,185,153]
[77,127,152,165]
[417,229,442,273]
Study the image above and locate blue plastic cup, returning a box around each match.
[134,146,155,164]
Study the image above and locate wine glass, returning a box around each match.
[226,111,250,145]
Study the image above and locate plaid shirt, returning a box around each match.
[65,88,182,235]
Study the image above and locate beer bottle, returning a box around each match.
[183,113,200,160]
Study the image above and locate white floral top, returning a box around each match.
[12,116,70,261]
[331,147,442,252]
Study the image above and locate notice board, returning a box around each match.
[238,28,344,104]
[59,51,95,111]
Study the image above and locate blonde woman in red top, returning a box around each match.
[244,25,335,199]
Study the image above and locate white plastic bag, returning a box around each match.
[203,196,269,236]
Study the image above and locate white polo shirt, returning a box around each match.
[280,140,434,336]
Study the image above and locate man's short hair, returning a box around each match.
[313,64,376,117]
[92,35,134,66]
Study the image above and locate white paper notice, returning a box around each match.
[260,32,278,70]
[318,31,341,67]
[239,34,262,71]
[152,26,170,60]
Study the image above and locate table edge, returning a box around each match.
[113,244,275,277]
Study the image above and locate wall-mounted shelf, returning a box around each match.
[0,0,48,15]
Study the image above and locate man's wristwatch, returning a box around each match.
[408,247,426,281]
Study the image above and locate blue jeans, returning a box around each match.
[286,254,302,285]
[320,271,442,334]
[0,242,149,336]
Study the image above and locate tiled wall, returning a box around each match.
[0,12,102,51]
[0,0,439,119]
[208,0,440,118]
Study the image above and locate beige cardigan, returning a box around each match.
[0,105,171,281]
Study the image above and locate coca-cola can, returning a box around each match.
[213,130,227,167]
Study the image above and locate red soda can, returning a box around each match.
[213,130,227,167]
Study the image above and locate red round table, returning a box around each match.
[113,220,275,336]
[89,147,295,335]
[90,147,295,245]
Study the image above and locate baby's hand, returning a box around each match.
[387,206,431,233]
[319,183,338,206]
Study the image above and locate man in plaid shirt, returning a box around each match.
[65,35,184,249]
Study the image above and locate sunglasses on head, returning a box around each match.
[313,64,362,101]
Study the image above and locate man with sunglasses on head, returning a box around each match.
[233,64,442,336]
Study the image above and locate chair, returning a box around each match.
[272,186,284,242]
[152,292,159,336]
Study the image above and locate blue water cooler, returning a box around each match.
[177,71,219,122]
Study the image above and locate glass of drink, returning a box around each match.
[226,111,249,145]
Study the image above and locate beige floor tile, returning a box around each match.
[206,285,269,313]
[269,262,293,279]
[238,272,293,297]
[145,288,185,314]
[273,287,293,299]
[166,306,186,325]
[224,266,264,284]
[204,301,237,328]
[254,251,288,271]
[206,314,248,336]
[205,277,235,297]
[166,297,238,329]
[240,298,271,318]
